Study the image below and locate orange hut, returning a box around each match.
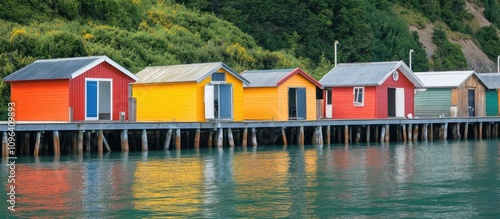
[240,68,321,121]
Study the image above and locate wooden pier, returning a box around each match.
[2,117,500,157]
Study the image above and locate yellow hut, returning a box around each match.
[132,62,249,122]
[240,68,321,121]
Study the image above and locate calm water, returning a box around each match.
[2,140,500,218]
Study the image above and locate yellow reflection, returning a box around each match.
[133,159,203,214]
[233,151,291,217]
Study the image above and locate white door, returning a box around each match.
[325,88,332,118]
[395,88,405,117]
[204,84,215,119]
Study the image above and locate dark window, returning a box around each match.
[212,73,226,82]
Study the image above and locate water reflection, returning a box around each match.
[2,140,500,218]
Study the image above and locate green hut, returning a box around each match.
[477,73,500,116]
[414,71,486,117]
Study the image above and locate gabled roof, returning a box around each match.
[135,62,249,85]
[3,56,138,82]
[319,61,424,88]
[240,68,321,88]
[476,73,500,89]
[414,70,477,88]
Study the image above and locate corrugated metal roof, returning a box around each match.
[3,56,138,82]
[241,68,321,88]
[319,61,424,88]
[135,62,249,84]
[414,71,475,88]
[476,73,500,89]
[240,69,295,87]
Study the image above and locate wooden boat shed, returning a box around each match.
[319,61,424,119]
[240,68,321,121]
[3,56,138,121]
[476,73,500,116]
[414,70,486,117]
[132,62,249,122]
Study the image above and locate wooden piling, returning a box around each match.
[85,132,91,152]
[121,130,129,152]
[380,126,386,143]
[2,132,7,158]
[164,129,172,150]
[217,128,224,148]
[103,133,112,152]
[344,125,349,144]
[194,128,200,149]
[457,123,461,139]
[366,125,370,143]
[423,124,428,141]
[430,124,434,141]
[176,128,181,150]
[282,127,288,146]
[374,126,379,142]
[77,130,83,155]
[326,126,331,145]
[141,129,148,151]
[71,132,77,154]
[252,128,258,146]
[318,126,323,146]
[479,122,483,140]
[495,123,499,138]
[33,132,41,157]
[228,128,235,147]
[208,129,213,148]
[385,124,390,143]
[53,130,60,156]
[97,130,103,154]
[402,124,407,142]
[355,126,361,143]
[413,125,419,142]
[242,128,248,148]
[407,124,413,142]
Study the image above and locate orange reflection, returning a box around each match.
[233,151,291,217]
[133,159,203,214]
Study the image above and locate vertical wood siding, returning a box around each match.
[331,86,376,118]
[452,75,486,117]
[70,62,135,121]
[133,82,198,121]
[11,80,69,121]
[277,73,317,120]
[243,87,278,120]
[376,70,415,118]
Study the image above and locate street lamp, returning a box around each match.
[409,49,414,71]
[334,40,339,67]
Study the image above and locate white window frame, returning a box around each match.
[353,87,364,106]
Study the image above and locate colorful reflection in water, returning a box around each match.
[1,140,500,218]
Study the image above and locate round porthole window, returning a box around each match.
[392,71,399,81]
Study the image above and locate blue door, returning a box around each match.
[219,84,232,119]
[297,88,306,119]
[468,89,475,117]
[86,81,98,119]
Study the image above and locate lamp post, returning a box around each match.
[497,55,499,73]
[409,49,414,71]
[334,40,339,67]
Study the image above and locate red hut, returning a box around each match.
[4,56,138,121]
[319,61,424,119]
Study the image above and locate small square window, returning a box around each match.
[353,87,364,106]
[212,73,226,82]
